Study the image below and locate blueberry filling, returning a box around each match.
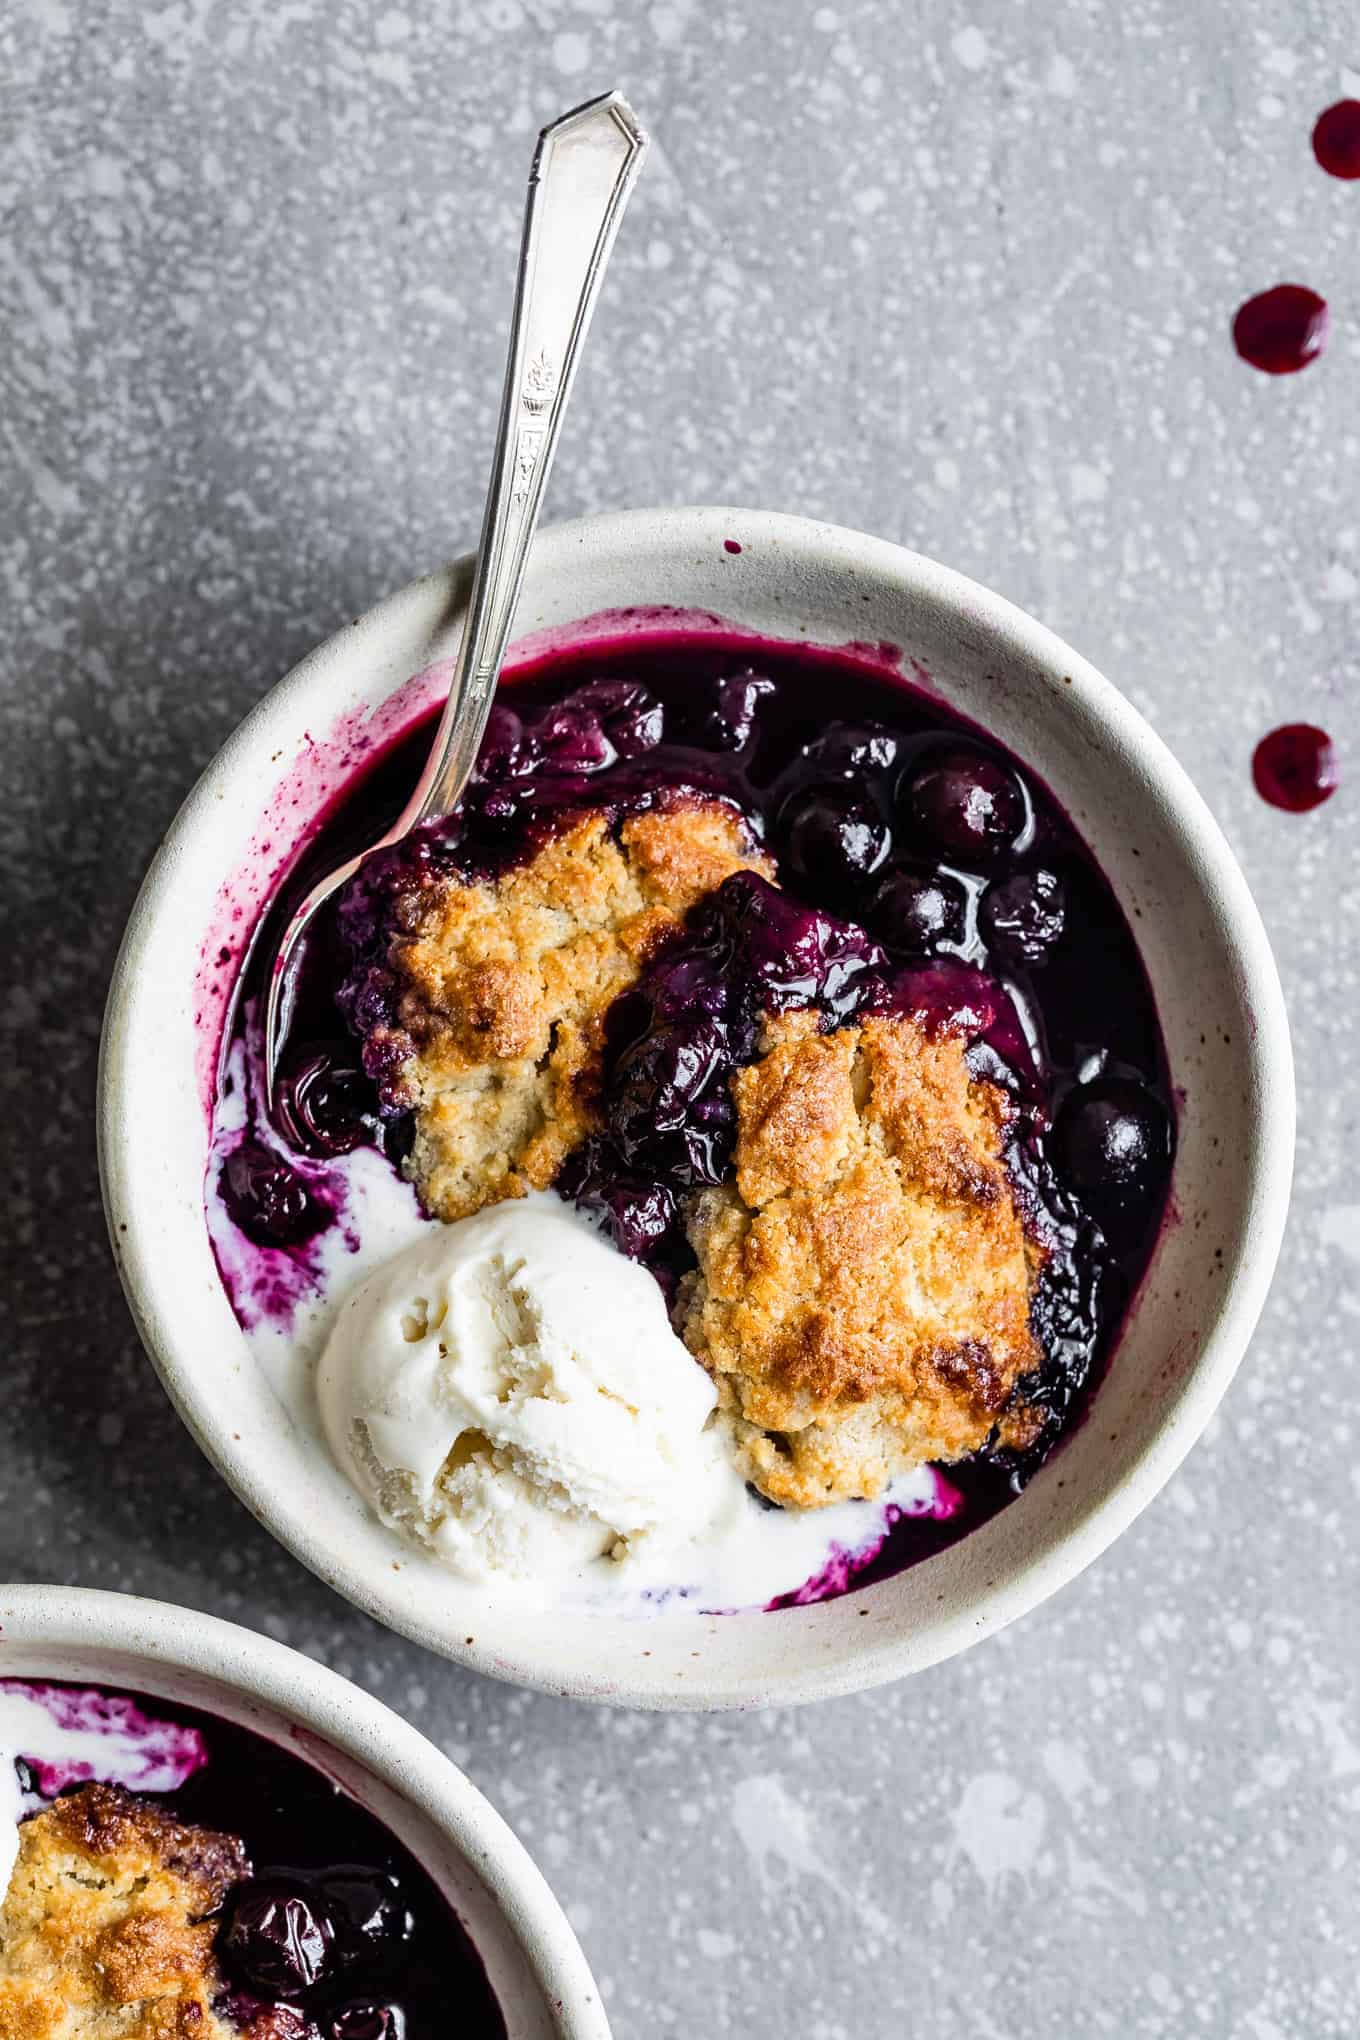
[18,1682,504,2040]
[221,1880,336,1998]
[221,629,1174,1569]
[219,1141,329,1250]
[870,864,968,952]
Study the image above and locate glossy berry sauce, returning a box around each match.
[1252,722,1339,811]
[1231,284,1330,374]
[15,1681,505,2040]
[1313,99,1360,179]
[223,631,1174,1578]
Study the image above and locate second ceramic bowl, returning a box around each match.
[99,506,1293,1708]
[0,1584,608,2036]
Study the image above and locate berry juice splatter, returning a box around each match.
[1313,99,1360,180]
[1232,284,1330,373]
[1252,723,1339,811]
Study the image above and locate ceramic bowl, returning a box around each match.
[0,1584,608,2034]
[99,506,1293,1708]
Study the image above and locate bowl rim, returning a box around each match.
[98,503,1295,1709]
[0,1583,610,2037]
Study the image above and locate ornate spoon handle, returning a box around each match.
[406,90,647,828]
[262,91,646,1095]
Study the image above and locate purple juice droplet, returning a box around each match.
[1232,285,1330,374]
[1312,99,1360,179]
[1252,723,1339,811]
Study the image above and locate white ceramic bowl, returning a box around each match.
[99,507,1293,1709]
[0,1584,607,2035]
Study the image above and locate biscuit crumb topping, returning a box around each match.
[680,1010,1041,1506]
[375,804,1042,1508]
[0,1784,247,2040]
[385,801,773,1222]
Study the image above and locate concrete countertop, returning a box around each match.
[3,1,1356,2031]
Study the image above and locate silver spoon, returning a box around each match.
[262,90,648,1105]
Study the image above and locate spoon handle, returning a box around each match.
[407,91,647,828]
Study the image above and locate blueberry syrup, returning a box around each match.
[1232,284,1330,374]
[1252,722,1340,811]
[1313,99,1360,179]
[216,628,1174,1595]
[10,1681,505,2040]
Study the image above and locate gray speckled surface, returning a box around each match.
[3,1,1358,2032]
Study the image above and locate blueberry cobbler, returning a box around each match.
[208,625,1173,1609]
[0,1680,504,2038]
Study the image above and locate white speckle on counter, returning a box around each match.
[948,1773,1047,1893]
[551,30,590,74]
[951,24,989,69]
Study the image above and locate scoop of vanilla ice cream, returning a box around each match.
[317,1194,730,1582]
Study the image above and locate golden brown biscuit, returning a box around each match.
[0,1784,246,2040]
[680,1010,1040,1506]
[388,801,773,1221]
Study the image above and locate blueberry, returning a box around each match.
[219,1144,328,1249]
[319,1870,415,1970]
[570,678,665,757]
[693,669,774,751]
[980,868,1065,965]
[798,723,900,778]
[535,701,614,773]
[219,1880,337,1999]
[608,1021,729,1145]
[557,1147,681,1264]
[535,680,663,772]
[781,785,892,903]
[276,1045,373,1158]
[474,704,531,781]
[1054,1079,1170,1209]
[327,2005,406,2040]
[871,866,966,952]
[707,869,884,1022]
[904,746,1027,859]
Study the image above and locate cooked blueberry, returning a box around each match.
[904,746,1026,859]
[571,677,665,757]
[535,701,614,773]
[706,870,884,1021]
[327,2004,406,2040]
[980,868,1065,964]
[474,703,530,781]
[320,1869,415,1969]
[558,1149,680,1263]
[798,723,900,778]
[782,785,892,902]
[219,1144,328,1249]
[219,1880,336,1998]
[608,1021,729,1144]
[536,679,663,772]
[693,669,774,750]
[276,1045,372,1158]
[1054,1079,1170,1208]
[871,866,966,952]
